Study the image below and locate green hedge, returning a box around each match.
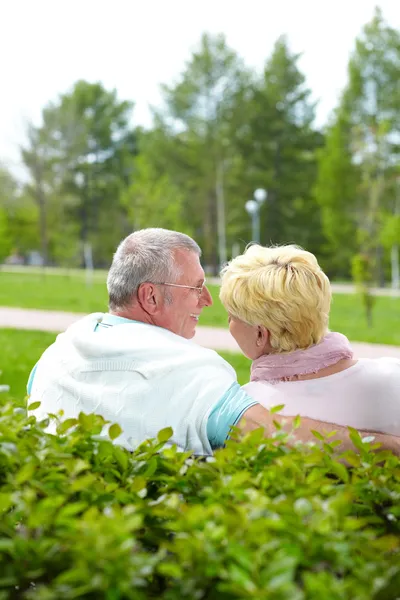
[1,401,400,599]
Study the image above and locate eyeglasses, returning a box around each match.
[157,282,206,299]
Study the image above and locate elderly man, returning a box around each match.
[28,228,399,455]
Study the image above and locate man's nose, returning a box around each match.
[200,285,213,307]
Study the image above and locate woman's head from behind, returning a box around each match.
[219,245,331,359]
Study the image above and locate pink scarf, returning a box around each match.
[250,332,354,384]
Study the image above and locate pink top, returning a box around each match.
[243,357,400,436]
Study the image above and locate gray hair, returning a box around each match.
[107,228,201,311]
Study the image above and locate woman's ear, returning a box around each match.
[256,325,269,349]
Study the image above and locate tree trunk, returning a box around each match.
[215,161,227,269]
[375,244,385,288]
[32,160,49,267]
[210,191,219,275]
[37,186,48,266]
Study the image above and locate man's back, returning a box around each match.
[28,313,237,455]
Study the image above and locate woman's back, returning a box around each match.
[243,357,400,436]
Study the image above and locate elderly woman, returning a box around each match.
[220,244,400,435]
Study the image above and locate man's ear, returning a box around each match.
[137,283,161,315]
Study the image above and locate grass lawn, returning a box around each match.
[1,271,399,345]
[0,329,251,402]
[0,329,57,400]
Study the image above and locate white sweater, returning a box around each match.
[29,313,237,455]
[243,358,400,435]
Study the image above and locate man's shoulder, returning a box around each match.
[138,327,236,376]
[63,313,106,337]
[89,317,236,375]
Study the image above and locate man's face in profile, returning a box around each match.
[159,250,213,339]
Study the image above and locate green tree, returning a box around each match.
[0,208,11,261]
[153,33,250,271]
[21,124,54,265]
[235,36,324,252]
[0,166,16,260]
[23,81,136,267]
[121,152,191,235]
[314,111,360,276]
[52,81,135,265]
[0,165,38,261]
[316,8,400,280]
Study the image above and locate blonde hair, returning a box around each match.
[219,245,331,353]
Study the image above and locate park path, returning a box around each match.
[1,306,400,359]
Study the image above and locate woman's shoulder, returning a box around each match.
[242,357,400,395]
[357,357,400,376]
[347,358,400,398]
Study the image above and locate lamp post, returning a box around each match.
[245,188,267,243]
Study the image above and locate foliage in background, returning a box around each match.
[121,153,190,235]
[0,167,39,261]
[351,253,376,327]
[236,36,324,253]
[20,81,135,267]
[147,33,252,270]
[0,9,399,282]
[314,111,360,277]
[315,8,400,282]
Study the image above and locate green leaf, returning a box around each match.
[0,539,14,552]
[348,427,365,451]
[16,462,36,484]
[78,412,96,431]
[0,493,13,512]
[56,418,78,434]
[158,562,183,578]
[57,502,88,520]
[293,415,301,429]
[144,457,158,477]
[325,430,339,438]
[270,404,285,414]
[70,474,96,492]
[370,535,400,552]
[114,447,129,471]
[157,426,173,443]
[229,472,251,487]
[130,476,146,492]
[245,427,265,444]
[323,442,334,455]
[330,461,349,483]
[311,430,325,441]
[329,440,343,449]
[227,563,257,592]
[341,451,361,467]
[0,576,17,587]
[109,423,123,441]
[27,401,41,411]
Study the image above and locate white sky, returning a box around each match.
[1,0,399,175]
